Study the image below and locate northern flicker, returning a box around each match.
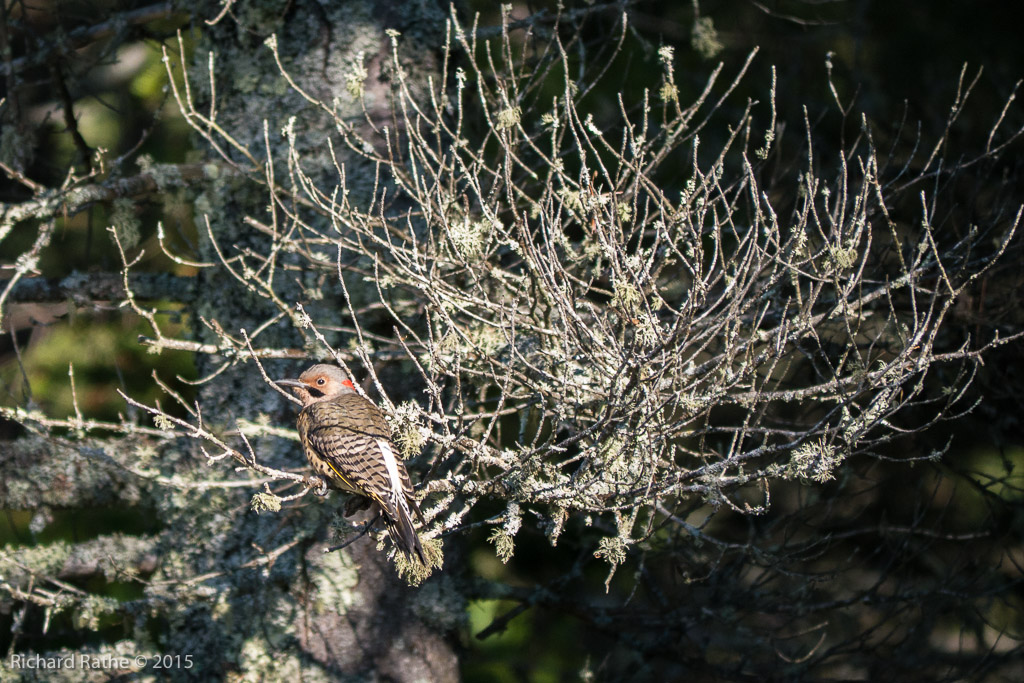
[277,364,426,564]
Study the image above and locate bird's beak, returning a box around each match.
[275,378,305,389]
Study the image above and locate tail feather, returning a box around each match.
[384,497,426,565]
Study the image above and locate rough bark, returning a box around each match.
[1,1,461,680]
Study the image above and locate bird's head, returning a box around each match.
[276,364,356,406]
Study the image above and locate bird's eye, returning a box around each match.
[316,378,325,385]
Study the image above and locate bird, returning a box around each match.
[276,364,426,564]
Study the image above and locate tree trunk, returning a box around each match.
[170,0,460,678]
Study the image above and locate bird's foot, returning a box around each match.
[305,475,329,496]
[325,511,382,554]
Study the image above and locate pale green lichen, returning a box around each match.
[72,595,121,631]
[611,279,643,317]
[828,244,858,271]
[487,503,522,564]
[110,198,141,250]
[153,414,175,431]
[445,212,493,259]
[633,312,661,348]
[250,491,282,514]
[311,546,360,614]
[692,17,724,60]
[558,188,585,218]
[545,505,568,547]
[595,535,629,591]
[237,633,305,681]
[488,528,515,564]
[496,106,522,131]
[786,437,843,482]
[659,82,679,103]
[394,537,445,586]
[595,535,628,567]
[616,201,633,223]
[345,51,368,99]
[145,160,185,191]
[390,401,426,459]
[467,321,506,358]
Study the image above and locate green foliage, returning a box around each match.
[0,309,194,423]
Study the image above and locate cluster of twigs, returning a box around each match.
[2,3,1023,676]
[100,9,1021,573]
